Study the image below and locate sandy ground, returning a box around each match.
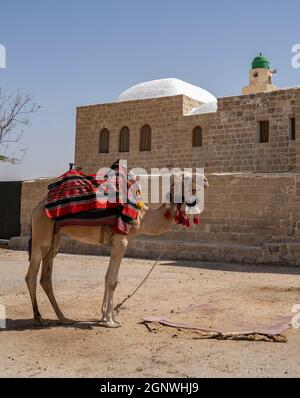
[0,248,300,378]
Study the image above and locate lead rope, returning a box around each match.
[114,230,176,316]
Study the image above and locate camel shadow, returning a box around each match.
[160,260,300,276]
[0,318,105,332]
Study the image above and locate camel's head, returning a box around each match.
[169,172,209,215]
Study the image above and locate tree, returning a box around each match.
[0,89,39,164]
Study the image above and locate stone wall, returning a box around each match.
[75,95,196,172]
[296,91,300,172]
[20,178,53,235]
[75,88,299,174]
[15,173,300,266]
[184,89,298,173]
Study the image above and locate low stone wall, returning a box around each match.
[20,178,54,235]
[11,173,300,266]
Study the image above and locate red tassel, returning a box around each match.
[184,218,190,228]
[193,216,200,225]
[164,209,171,219]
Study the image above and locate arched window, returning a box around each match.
[119,126,130,152]
[192,126,202,147]
[140,124,151,151]
[99,128,110,153]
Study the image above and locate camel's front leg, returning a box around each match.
[99,235,128,328]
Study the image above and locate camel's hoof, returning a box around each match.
[60,317,75,325]
[98,319,121,328]
[34,317,48,327]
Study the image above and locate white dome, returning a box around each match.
[188,101,218,115]
[116,78,216,104]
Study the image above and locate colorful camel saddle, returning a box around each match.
[45,161,139,235]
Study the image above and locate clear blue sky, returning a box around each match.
[0,0,299,180]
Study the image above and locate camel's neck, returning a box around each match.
[139,204,177,236]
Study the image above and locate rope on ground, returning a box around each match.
[114,231,176,315]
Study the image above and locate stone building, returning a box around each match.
[12,54,300,265]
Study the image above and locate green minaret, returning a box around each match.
[252,52,271,69]
[242,53,277,95]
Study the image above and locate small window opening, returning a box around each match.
[192,126,202,147]
[289,118,296,141]
[258,121,269,143]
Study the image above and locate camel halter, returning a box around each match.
[164,190,201,227]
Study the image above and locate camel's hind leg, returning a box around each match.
[25,250,45,325]
[25,201,54,326]
[40,232,74,325]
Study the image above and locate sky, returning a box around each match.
[0,0,299,181]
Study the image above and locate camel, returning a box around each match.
[25,172,209,328]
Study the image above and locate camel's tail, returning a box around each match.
[28,227,32,261]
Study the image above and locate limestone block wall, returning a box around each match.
[75,88,299,175]
[296,91,300,172]
[183,89,298,173]
[75,95,199,173]
[20,178,53,235]
[165,173,300,265]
